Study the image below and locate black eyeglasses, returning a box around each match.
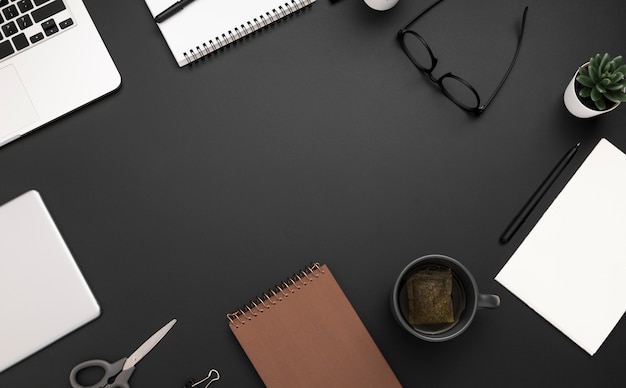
[398,0,528,114]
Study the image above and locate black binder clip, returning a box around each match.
[183,368,220,388]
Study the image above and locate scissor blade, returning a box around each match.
[123,319,177,370]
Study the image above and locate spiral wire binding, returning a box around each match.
[227,262,324,328]
[182,0,315,65]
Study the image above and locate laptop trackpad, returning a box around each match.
[0,65,39,140]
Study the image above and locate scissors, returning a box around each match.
[69,319,177,388]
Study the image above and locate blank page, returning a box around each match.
[496,138,626,355]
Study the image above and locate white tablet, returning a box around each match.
[0,190,100,372]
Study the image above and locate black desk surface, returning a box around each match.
[2,0,626,386]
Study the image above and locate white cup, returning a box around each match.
[364,0,399,11]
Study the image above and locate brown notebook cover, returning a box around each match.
[227,263,401,387]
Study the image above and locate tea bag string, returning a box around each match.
[190,369,220,387]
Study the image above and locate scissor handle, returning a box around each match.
[69,358,134,388]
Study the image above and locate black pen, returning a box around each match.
[155,0,196,23]
[500,142,580,244]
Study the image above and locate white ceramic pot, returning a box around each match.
[564,63,622,118]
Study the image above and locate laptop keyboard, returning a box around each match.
[0,0,74,62]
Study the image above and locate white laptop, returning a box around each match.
[0,0,120,147]
[0,190,100,373]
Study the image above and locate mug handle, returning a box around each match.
[477,293,500,309]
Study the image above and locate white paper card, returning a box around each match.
[495,138,626,355]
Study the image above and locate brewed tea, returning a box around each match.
[398,265,467,335]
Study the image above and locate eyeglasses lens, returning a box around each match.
[402,33,434,71]
[440,76,480,110]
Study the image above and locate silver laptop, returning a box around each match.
[0,0,120,147]
[0,190,100,373]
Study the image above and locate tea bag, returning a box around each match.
[407,269,454,325]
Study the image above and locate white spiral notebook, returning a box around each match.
[145,0,315,67]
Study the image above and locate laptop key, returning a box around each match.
[12,32,27,50]
[2,4,18,20]
[0,39,14,59]
[33,0,51,5]
[2,21,17,37]
[0,0,8,6]
[31,0,65,23]
[17,0,33,13]
[40,19,53,29]
[29,31,43,43]
[59,17,72,29]
[41,18,57,35]
[16,14,32,29]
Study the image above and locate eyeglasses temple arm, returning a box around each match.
[400,0,445,30]
[480,6,529,112]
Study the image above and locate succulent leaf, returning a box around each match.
[615,65,626,76]
[610,72,623,83]
[607,83,625,91]
[579,88,592,98]
[589,65,600,83]
[605,90,626,103]
[576,75,594,88]
[600,53,611,72]
[607,61,615,73]
[591,87,602,101]
[591,54,601,65]
[595,98,606,110]
[596,84,607,93]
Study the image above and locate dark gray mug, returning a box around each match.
[390,254,500,342]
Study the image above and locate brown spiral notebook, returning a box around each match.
[227,263,401,387]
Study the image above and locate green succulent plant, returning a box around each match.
[576,53,626,110]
